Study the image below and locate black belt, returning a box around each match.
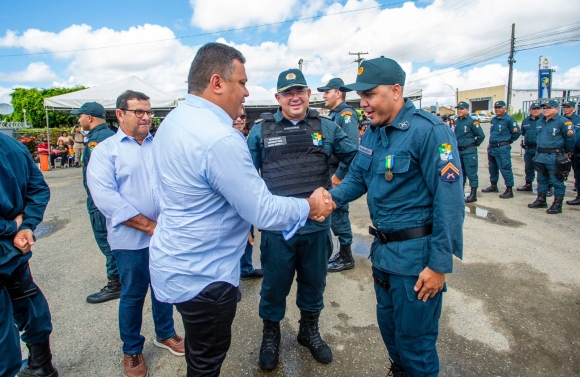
[369,224,433,244]
[458,143,477,151]
[372,273,390,291]
[537,148,564,154]
[488,141,510,148]
[523,143,536,149]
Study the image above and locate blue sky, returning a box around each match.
[0,0,579,106]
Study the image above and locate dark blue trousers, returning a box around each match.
[87,196,118,277]
[373,267,443,377]
[573,148,580,191]
[459,149,479,188]
[0,287,20,377]
[330,204,353,246]
[523,148,536,183]
[259,229,332,322]
[488,145,514,186]
[536,161,566,197]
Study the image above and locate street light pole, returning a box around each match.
[23,108,27,127]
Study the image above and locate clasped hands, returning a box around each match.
[306,187,336,222]
[12,213,35,254]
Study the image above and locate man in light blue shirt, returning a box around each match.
[149,43,334,377]
[87,90,185,377]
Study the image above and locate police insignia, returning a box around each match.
[565,121,573,126]
[441,162,460,182]
[286,73,296,80]
[513,127,518,132]
[568,130,574,136]
[342,111,353,116]
[311,133,323,146]
[474,121,480,127]
[358,66,364,75]
[87,141,98,151]
[398,121,409,130]
[343,115,351,123]
[438,143,453,161]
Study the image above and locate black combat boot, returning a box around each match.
[259,320,281,371]
[465,187,477,203]
[481,182,498,193]
[86,275,122,304]
[386,359,405,377]
[516,181,533,191]
[547,196,563,214]
[19,339,58,377]
[566,194,580,205]
[499,186,514,199]
[547,184,554,197]
[528,193,547,208]
[328,244,355,272]
[297,311,332,364]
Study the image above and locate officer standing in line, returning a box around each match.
[528,99,575,214]
[454,101,485,203]
[330,57,465,377]
[0,132,58,377]
[562,100,580,205]
[517,102,542,192]
[317,78,359,272]
[247,69,358,371]
[481,100,521,198]
[71,102,122,303]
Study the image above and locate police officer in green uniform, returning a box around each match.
[316,78,360,272]
[71,102,121,303]
[454,101,485,202]
[562,100,580,205]
[0,132,58,377]
[329,57,464,377]
[248,69,357,371]
[528,99,575,213]
[481,100,521,198]
[517,102,542,192]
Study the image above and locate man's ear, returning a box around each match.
[208,73,224,94]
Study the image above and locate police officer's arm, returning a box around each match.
[247,122,263,172]
[329,152,368,206]
[474,121,486,146]
[508,118,521,142]
[328,122,358,180]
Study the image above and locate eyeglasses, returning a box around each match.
[279,88,308,98]
[240,114,247,120]
[120,109,155,118]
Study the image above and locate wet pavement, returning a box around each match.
[23,145,580,377]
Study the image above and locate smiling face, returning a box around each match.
[275,87,311,120]
[356,84,403,126]
[494,106,506,117]
[562,105,575,117]
[456,107,469,118]
[322,89,341,110]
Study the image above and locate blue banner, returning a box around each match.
[538,69,552,99]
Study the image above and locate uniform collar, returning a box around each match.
[369,98,414,133]
[87,123,108,137]
[332,101,350,113]
[274,107,311,124]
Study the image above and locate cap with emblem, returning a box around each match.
[71,102,106,119]
[530,102,541,109]
[277,68,308,93]
[562,100,577,107]
[540,99,559,108]
[340,57,406,92]
[493,100,506,108]
[316,78,345,92]
[455,101,469,109]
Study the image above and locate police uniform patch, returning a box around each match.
[87,141,98,151]
[358,66,364,75]
[398,121,409,130]
[568,130,574,136]
[343,115,351,123]
[441,162,460,182]
[311,133,323,146]
[474,121,480,127]
[342,111,353,116]
[565,121,573,127]
[513,127,518,132]
[286,73,296,80]
[438,143,453,161]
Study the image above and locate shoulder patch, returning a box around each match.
[87,141,98,151]
[564,121,573,126]
[473,121,480,126]
[341,110,353,116]
[441,162,460,182]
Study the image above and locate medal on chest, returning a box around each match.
[464,126,467,133]
[552,128,557,136]
[385,155,394,181]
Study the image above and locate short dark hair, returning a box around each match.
[116,90,150,110]
[188,42,246,95]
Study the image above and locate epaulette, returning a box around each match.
[415,109,440,125]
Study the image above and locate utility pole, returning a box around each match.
[298,59,303,71]
[349,52,368,68]
[506,23,516,113]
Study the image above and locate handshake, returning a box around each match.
[306,187,336,222]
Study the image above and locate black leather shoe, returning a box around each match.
[19,339,58,377]
[386,359,405,377]
[328,244,354,272]
[499,186,514,199]
[566,195,580,205]
[547,196,563,214]
[465,187,477,203]
[259,320,281,371]
[240,269,263,280]
[86,275,122,304]
[516,182,533,191]
[481,183,498,193]
[297,311,332,364]
[528,193,547,208]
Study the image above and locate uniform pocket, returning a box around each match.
[376,155,417,202]
[354,152,372,171]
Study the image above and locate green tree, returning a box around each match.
[6,86,86,127]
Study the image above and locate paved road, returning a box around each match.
[24,136,580,376]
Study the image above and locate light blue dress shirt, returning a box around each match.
[149,94,310,304]
[86,128,159,251]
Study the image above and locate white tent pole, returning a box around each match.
[45,109,50,152]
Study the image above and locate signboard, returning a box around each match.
[539,56,551,69]
[469,97,493,101]
[538,69,552,99]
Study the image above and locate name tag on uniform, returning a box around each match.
[358,145,373,155]
[264,136,287,148]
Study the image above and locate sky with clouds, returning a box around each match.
[0,0,579,107]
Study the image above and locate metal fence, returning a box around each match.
[0,121,31,128]
[522,96,580,117]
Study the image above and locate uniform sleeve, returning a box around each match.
[20,147,50,232]
[334,110,360,180]
[86,144,140,227]
[508,118,521,143]
[563,120,576,153]
[474,121,485,146]
[247,122,263,172]
[329,150,369,207]
[0,219,18,237]
[418,125,465,273]
[329,122,358,180]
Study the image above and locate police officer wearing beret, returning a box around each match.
[517,102,543,192]
[562,100,580,205]
[329,57,465,376]
[247,69,358,371]
[72,102,122,303]
[317,78,360,272]
[0,132,58,377]
[481,100,521,198]
[528,99,576,213]
[454,101,485,202]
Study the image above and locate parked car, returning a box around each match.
[470,113,481,121]
[477,114,491,122]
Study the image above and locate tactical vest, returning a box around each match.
[260,110,331,198]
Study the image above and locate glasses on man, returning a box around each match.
[279,88,308,98]
[120,109,155,118]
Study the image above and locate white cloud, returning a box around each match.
[0,62,58,82]
[0,86,12,104]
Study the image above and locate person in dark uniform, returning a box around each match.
[454,101,485,202]
[317,78,360,272]
[247,69,358,371]
[329,57,465,377]
[529,99,576,213]
[0,132,58,377]
[481,100,521,198]
[71,102,122,303]
[562,100,580,205]
[517,102,542,192]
